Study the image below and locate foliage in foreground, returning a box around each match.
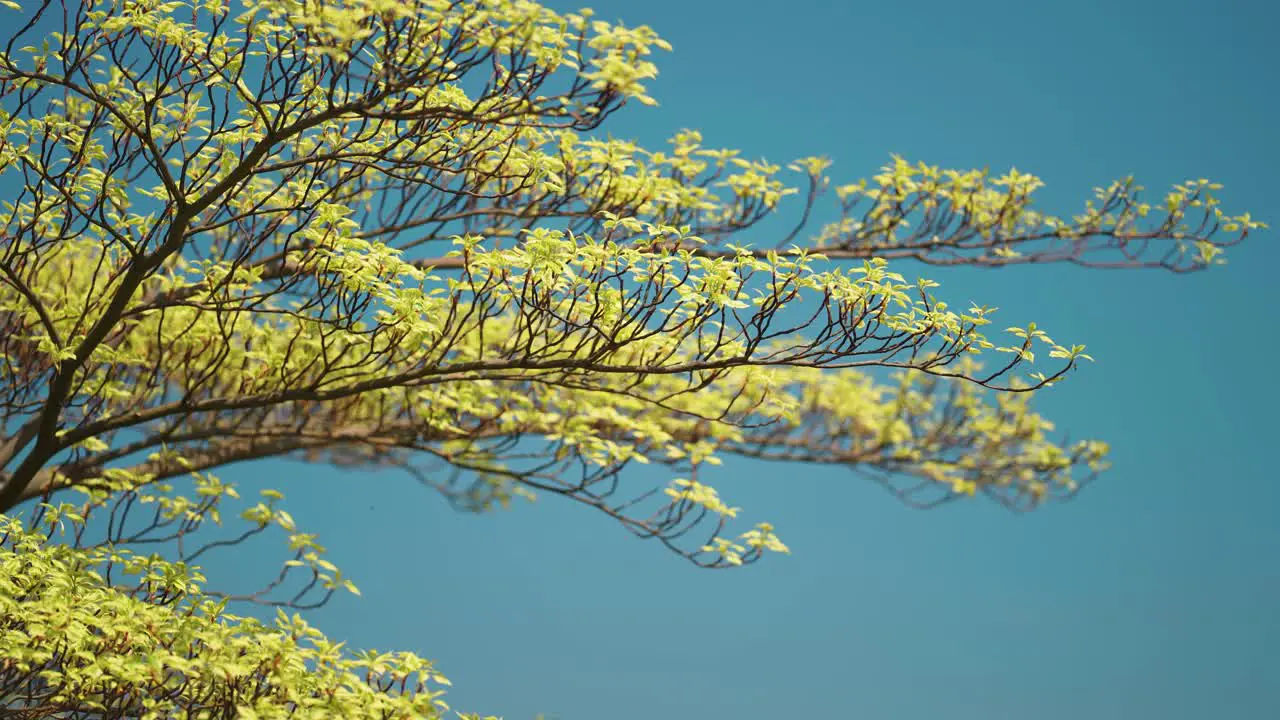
[0,0,1262,716]
[2,512,466,719]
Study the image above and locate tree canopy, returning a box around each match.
[0,0,1263,716]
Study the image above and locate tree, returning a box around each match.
[0,0,1263,716]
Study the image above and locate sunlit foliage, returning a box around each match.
[0,0,1262,715]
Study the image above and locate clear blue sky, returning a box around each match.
[287,1,1279,717]
[10,0,1280,718]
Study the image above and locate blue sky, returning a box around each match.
[7,0,1280,718]
[291,0,1278,717]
